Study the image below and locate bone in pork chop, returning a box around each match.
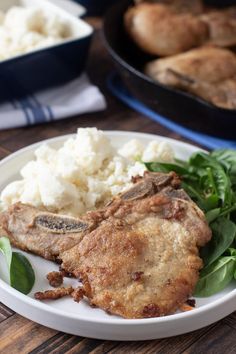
[145,46,236,109]
[124,3,208,56]
[0,204,96,261]
[0,172,212,318]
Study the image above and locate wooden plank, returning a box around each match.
[0,314,57,354]
[222,311,236,329]
[60,338,102,354]
[0,129,22,149]
[89,341,120,354]
[105,323,216,354]
[182,322,236,354]
[0,146,10,160]
[29,333,82,354]
[0,303,14,323]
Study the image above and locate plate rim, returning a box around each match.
[0,130,235,327]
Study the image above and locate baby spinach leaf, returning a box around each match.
[10,253,35,295]
[181,182,208,211]
[205,208,221,223]
[211,149,236,175]
[144,162,189,175]
[201,218,236,266]
[0,237,12,269]
[204,194,219,211]
[194,256,236,297]
[227,248,236,257]
[189,152,232,206]
[218,205,236,219]
[0,236,35,294]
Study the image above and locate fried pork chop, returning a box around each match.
[0,172,212,318]
[201,6,236,48]
[125,2,236,57]
[124,3,208,56]
[145,46,236,109]
[0,204,97,261]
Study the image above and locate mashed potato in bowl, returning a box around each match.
[0,128,174,216]
[0,5,71,61]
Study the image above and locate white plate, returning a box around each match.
[0,131,235,341]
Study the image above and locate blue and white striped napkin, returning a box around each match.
[0,73,106,130]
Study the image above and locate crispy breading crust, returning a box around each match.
[34,287,73,300]
[61,185,211,319]
[71,288,85,303]
[46,271,63,288]
[124,3,208,56]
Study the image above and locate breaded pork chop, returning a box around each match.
[0,172,179,260]
[61,183,211,318]
[0,172,211,318]
[124,3,208,56]
[145,46,236,109]
[201,6,236,47]
[0,204,97,261]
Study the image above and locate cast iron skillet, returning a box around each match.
[103,0,236,139]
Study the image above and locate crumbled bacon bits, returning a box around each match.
[34,287,74,300]
[180,300,196,312]
[186,299,196,307]
[47,271,63,288]
[71,287,85,303]
[59,266,74,278]
[142,303,161,317]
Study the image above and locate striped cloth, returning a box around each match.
[0,73,106,130]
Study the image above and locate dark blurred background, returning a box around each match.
[76,0,236,15]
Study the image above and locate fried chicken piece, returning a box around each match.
[124,3,208,56]
[0,172,211,318]
[201,6,236,47]
[145,46,236,109]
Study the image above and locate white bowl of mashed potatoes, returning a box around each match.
[0,0,93,99]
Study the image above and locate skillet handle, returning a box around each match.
[47,0,86,17]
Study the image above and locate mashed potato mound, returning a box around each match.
[0,6,71,61]
[0,128,174,216]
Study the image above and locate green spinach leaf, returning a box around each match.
[144,162,189,175]
[0,237,12,269]
[205,208,221,223]
[194,256,236,297]
[211,149,236,175]
[10,253,35,294]
[189,152,232,206]
[201,218,236,266]
[227,248,236,257]
[0,236,35,294]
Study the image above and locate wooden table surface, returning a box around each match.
[0,19,236,354]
